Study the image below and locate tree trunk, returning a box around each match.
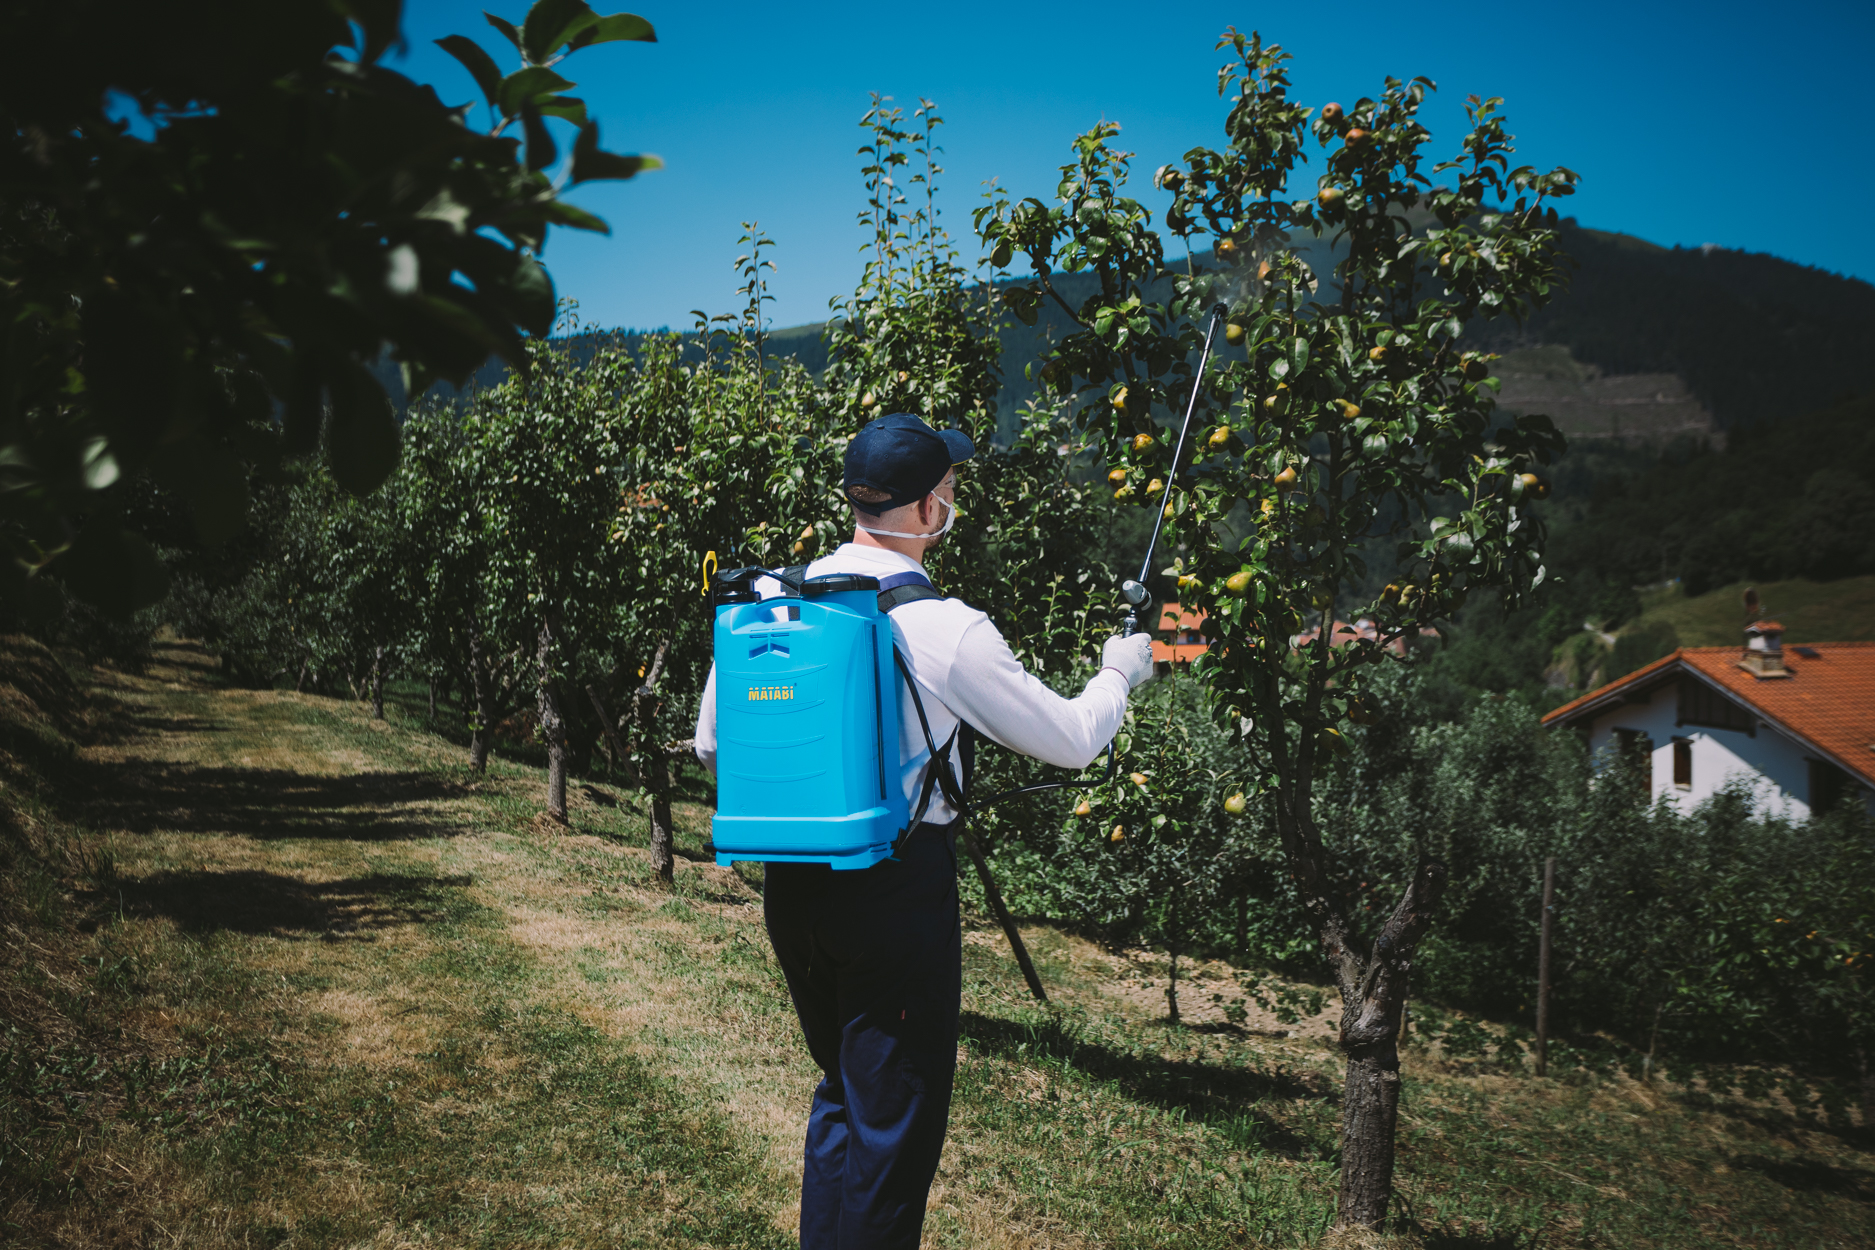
[468,629,493,773]
[1165,899,1181,1025]
[1642,999,1666,1083]
[1331,858,1448,1229]
[295,659,308,693]
[1339,1038,1403,1224]
[586,684,632,782]
[1166,951,1180,1025]
[1860,1044,1873,1129]
[1235,890,1248,960]
[370,645,385,720]
[537,621,569,824]
[427,676,437,721]
[646,745,675,884]
[630,639,676,882]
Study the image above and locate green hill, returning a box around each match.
[1628,575,1875,648]
[1467,223,1875,430]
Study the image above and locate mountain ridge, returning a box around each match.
[376,222,1873,440]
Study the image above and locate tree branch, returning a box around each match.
[1341,858,1449,1048]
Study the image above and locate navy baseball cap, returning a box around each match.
[843,413,975,516]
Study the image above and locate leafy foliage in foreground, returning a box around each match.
[0,0,658,617]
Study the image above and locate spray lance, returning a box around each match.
[1116,302,1232,646]
[975,302,1232,809]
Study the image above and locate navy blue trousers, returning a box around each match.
[763,821,963,1250]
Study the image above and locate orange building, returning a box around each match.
[1152,603,1210,664]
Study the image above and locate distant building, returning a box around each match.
[1152,604,1210,665]
[1541,622,1875,817]
[1289,617,1424,657]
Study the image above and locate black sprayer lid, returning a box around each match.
[802,573,881,596]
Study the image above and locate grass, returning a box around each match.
[2,635,1872,1247]
[1631,575,1875,647]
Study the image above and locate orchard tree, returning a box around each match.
[608,306,841,878]
[823,98,1002,434]
[989,31,1576,1230]
[394,404,537,767]
[1,0,659,616]
[1061,684,1246,1023]
[470,320,641,822]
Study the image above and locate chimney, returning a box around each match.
[1739,620,1790,679]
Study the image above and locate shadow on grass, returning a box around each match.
[1415,1230,1530,1249]
[73,763,470,841]
[959,1009,1332,1159]
[122,713,230,736]
[116,868,478,937]
[1682,1091,1875,1153]
[1731,1154,1875,1201]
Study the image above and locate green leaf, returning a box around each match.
[326,364,402,496]
[484,10,524,53]
[540,199,610,233]
[435,35,504,109]
[538,95,588,127]
[507,254,556,336]
[416,187,473,233]
[522,103,556,171]
[80,437,120,491]
[153,439,250,546]
[58,524,169,617]
[570,121,660,183]
[522,0,598,62]
[498,66,576,115]
[569,11,656,48]
[338,0,402,62]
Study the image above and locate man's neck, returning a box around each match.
[850,527,929,565]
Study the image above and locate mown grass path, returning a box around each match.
[9,640,1874,1249]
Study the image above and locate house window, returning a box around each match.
[1614,728,1653,758]
[1613,728,1654,800]
[1810,759,1852,814]
[1672,738,1692,789]
[1678,679,1754,735]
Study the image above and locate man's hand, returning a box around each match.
[1101,633,1157,689]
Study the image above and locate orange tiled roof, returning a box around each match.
[1290,617,1415,657]
[1152,603,1210,664]
[1157,603,1206,633]
[1542,643,1875,787]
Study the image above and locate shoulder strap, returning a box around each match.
[876,569,942,614]
[893,649,967,834]
[879,569,973,841]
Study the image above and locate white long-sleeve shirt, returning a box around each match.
[694,543,1129,824]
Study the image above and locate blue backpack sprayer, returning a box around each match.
[706,305,1231,879]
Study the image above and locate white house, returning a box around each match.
[1541,622,1875,818]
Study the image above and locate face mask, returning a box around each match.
[857,493,956,541]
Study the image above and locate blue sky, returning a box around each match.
[398,0,1875,332]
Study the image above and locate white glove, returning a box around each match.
[1101,632,1157,689]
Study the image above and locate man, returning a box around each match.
[694,412,1155,1249]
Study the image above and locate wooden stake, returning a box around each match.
[1536,855,1555,1076]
